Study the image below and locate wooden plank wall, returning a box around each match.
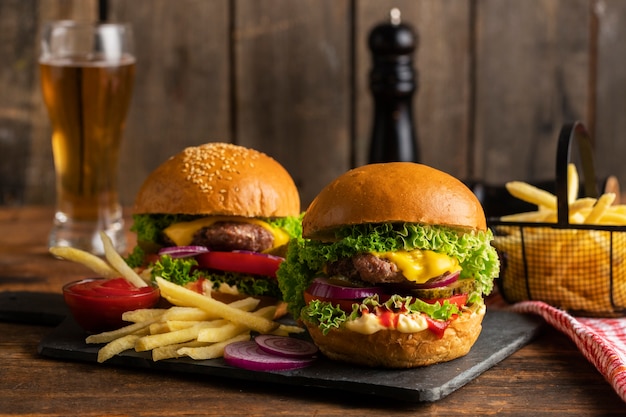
[2,0,626,211]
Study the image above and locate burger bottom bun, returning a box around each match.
[304,304,485,368]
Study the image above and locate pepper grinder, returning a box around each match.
[367,8,420,164]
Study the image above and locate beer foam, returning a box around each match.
[39,53,136,67]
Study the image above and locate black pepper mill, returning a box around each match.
[367,8,419,163]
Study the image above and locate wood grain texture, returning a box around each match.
[474,0,590,185]
[234,0,351,207]
[110,0,231,206]
[4,0,626,209]
[594,0,626,185]
[0,0,37,205]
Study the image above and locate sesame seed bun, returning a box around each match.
[133,143,300,218]
[302,162,486,240]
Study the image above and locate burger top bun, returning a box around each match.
[133,142,300,218]
[303,162,486,239]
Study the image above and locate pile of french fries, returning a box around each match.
[51,234,303,363]
[500,164,626,225]
[87,278,302,363]
[492,164,626,315]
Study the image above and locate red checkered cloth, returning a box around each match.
[508,300,626,403]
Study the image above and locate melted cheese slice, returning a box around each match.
[375,249,461,284]
[163,216,290,249]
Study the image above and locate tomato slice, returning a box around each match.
[422,293,468,309]
[303,290,357,313]
[185,277,207,294]
[424,316,450,339]
[195,251,283,278]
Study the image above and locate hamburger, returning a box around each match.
[126,142,302,315]
[277,162,500,368]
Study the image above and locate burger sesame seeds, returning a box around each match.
[181,143,259,194]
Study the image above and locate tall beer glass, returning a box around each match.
[40,21,135,255]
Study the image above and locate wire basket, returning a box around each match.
[488,122,626,317]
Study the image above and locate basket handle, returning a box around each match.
[556,121,598,225]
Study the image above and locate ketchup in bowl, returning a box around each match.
[63,277,160,333]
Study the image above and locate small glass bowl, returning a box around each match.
[63,277,160,333]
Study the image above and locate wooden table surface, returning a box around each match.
[1,206,624,416]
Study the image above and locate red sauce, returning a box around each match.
[424,316,451,339]
[63,277,160,333]
[375,308,399,329]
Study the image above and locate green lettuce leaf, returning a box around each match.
[303,294,465,335]
[130,213,303,248]
[277,222,500,318]
[150,255,281,298]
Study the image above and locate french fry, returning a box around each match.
[584,193,616,224]
[505,181,557,210]
[135,321,225,352]
[152,340,210,361]
[99,232,148,288]
[196,306,275,342]
[157,320,213,332]
[567,163,579,205]
[196,322,248,343]
[49,246,120,278]
[149,320,210,335]
[147,322,171,335]
[97,334,142,363]
[610,205,626,215]
[177,333,250,360]
[224,297,262,312]
[122,308,168,323]
[161,298,259,322]
[161,306,221,321]
[86,319,155,344]
[274,324,306,336]
[156,277,279,334]
[569,197,597,213]
[252,305,278,320]
[500,211,553,222]
[596,211,626,225]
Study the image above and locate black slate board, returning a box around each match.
[37,309,543,402]
[0,291,68,326]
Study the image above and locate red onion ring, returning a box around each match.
[306,278,385,300]
[224,341,316,371]
[158,246,209,258]
[254,335,318,359]
[231,250,284,261]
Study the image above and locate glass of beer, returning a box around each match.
[39,21,135,255]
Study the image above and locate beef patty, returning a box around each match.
[190,221,274,252]
[326,253,406,285]
[326,253,474,299]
